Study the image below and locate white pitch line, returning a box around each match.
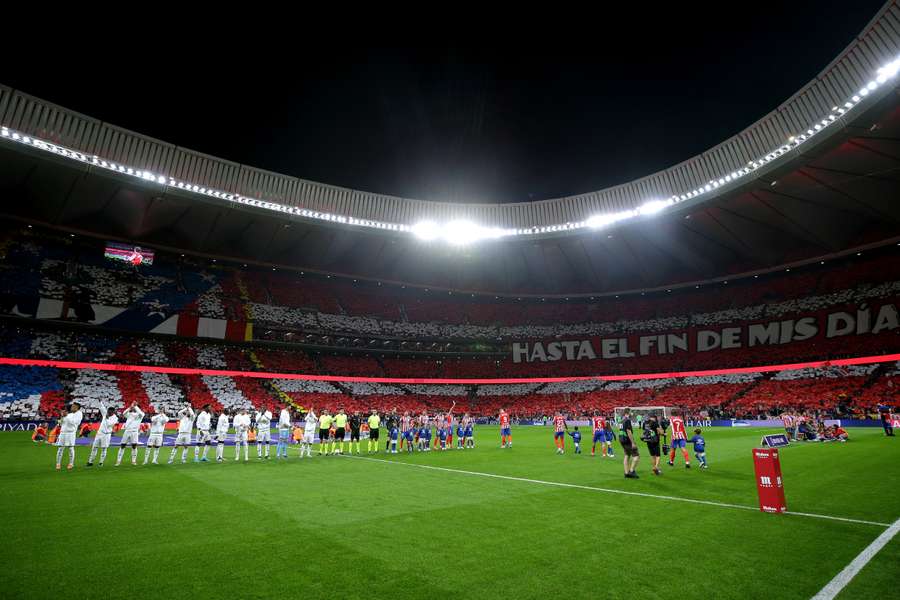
[810,517,900,600]
[345,454,890,528]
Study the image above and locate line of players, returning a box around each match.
[546,409,708,478]
[50,400,478,469]
[380,402,476,454]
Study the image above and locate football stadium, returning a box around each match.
[2,4,900,599]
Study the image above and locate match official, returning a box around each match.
[348,411,361,454]
[367,410,381,453]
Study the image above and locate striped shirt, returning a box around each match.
[553,415,567,432]
[670,416,687,440]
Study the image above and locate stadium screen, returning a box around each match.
[104,242,154,266]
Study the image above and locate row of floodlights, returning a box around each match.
[2,57,898,245]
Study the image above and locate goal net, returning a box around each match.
[613,406,672,423]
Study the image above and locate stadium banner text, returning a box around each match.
[511,301,898,363]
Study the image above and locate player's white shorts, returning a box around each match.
[196,430,211,444]
[147,433,164,447]
[257,429,271,443]
[303,430,315,444]
[234,431,248,444]
[56,432,76,447]
[175,432,192,445]
[216,431,229,443]
[121,430,141,445]
[92,433,112,448]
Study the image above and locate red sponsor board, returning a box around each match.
[752,447,787,513]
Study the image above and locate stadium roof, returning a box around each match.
[0,2,899,295]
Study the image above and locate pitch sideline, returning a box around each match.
[344,454,891,528]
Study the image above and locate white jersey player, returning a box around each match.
[301,409,317,458]
[116,403,145,466]
[87,402,118,467]
[215,410,230,462]
[55,402,83,470]
[169,405,195,464]
[143,409,169,465]
[233,409,251,461]
[255,409,273,459]
[194,404,213,462]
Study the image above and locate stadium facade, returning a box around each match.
[0,3,899,296]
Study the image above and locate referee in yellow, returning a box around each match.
[367,410,381,453]
[318,410,333,456]
[333,408,348,455]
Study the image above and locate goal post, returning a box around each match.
[613,406,672,423]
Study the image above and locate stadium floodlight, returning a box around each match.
[444,220,484,245]
[586,210,634,229]
[637,199,673,216]
[412,220,440,241]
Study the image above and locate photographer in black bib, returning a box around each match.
[641,413,665,476]
[618,409,640,479]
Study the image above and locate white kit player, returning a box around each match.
[194,404,213,462]
[55,402,83,470]
[169,405,195,464]
[215,409,231,462]
[233,408,251,461]
[302,408,317,458]
[144,409,169,465]
[116,403,145,466]
[255,408,273,459]
[87,402,118,467]
[667,410,691,469]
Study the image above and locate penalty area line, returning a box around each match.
[344,454,890,529]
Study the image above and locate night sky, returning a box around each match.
[3,1,887,204]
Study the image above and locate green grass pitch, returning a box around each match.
[1,426,897,599]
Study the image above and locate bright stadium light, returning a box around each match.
[586,210,634,229]
[412,220,440,241]
[636,199,672,216]
[444,220,480,245]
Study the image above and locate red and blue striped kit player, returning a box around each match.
[445,406,455,448]
[553,414,568,454]
[499,410,512,448]
[399,413,412,450]
[590,414,610,457]
[667,413,691,468]
[433,413,443,450]
[781,412,795,440]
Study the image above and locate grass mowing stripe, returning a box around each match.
[810,517,900,600]
[345,454,891,528]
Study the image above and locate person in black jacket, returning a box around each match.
[348,412,362,454]
[618,409,640,479]
[641,414,665,476]
[385,411,399,451]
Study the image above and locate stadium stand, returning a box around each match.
[0,223,896,422]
